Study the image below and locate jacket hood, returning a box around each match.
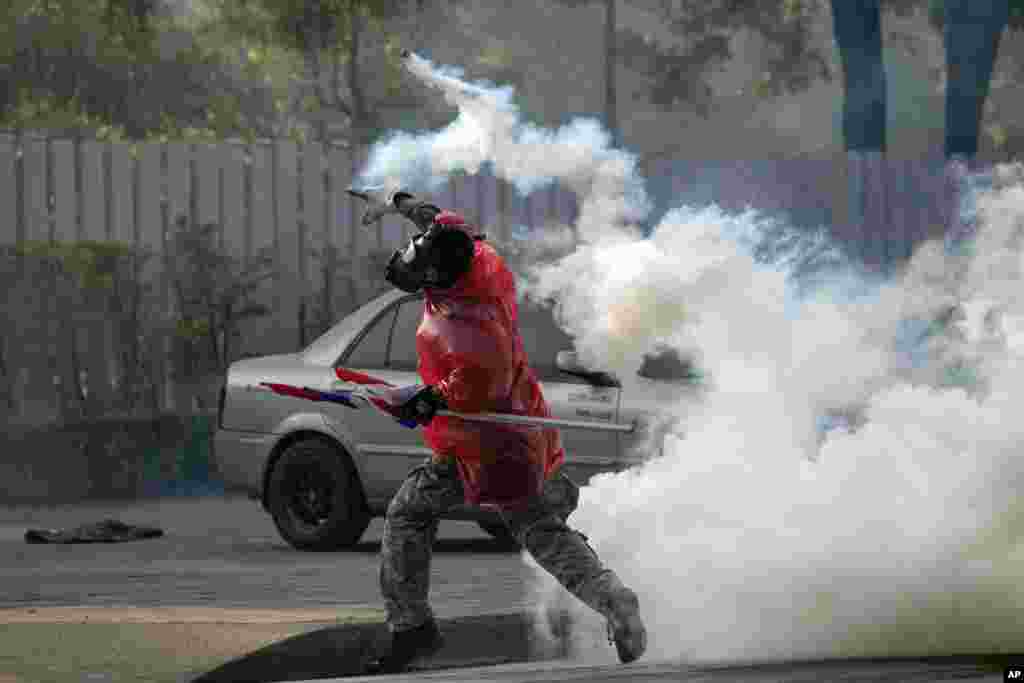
[425,240,515,307]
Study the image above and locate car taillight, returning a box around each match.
[217,385,226,429]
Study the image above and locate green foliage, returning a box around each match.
[3,95,131,140]
[559,0,831,118]
[176,317,211,340]
[1,0,431,142]
[2,238,161,420]
[218,0,405,53]
[14,240,135,291]
[165,214,277,375]
[191,0,421,143]
[304,240,360,340]
[914,0,1024,31]
[1013,0,1024,30]
[0,1,281,140]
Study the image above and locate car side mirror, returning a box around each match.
[555,351,619,387]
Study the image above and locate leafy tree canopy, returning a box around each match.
[557,0,831,118]
[0,0,285,140]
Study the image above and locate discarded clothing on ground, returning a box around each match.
[24,518,164,544]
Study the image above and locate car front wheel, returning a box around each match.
[267,437,370,551]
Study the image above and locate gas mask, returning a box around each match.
[384,224,477,294]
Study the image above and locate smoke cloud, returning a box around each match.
[357,52,649,244]
[357,53,1024,664]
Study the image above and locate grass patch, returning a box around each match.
[0,611,384,683]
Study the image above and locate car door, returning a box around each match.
[516,302,625,485]
[325,295,428,500]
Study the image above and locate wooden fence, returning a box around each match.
[0,133,586,421]
[0,132,586,337]
[0,132,969,422]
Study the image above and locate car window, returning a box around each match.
[389,298,424,371]
[517,301,588,383]
[341,307,397,368]
[303,292,400,366]
[354,295,587,382]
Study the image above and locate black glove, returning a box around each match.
[394,385,447,426]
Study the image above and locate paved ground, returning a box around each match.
[0,495,531,617]
[0,495,540,682]
[1,496,1019,683]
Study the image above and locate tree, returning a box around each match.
[555,0,620,144]
[830,0,1015,272]
[165,215,277,400]
[1,240,163,423]
[604,0,618,145]
[195,0,431,145]
[930,0,1014,162]
[634,0,830,113]
[843,0,1015,163]
[555,0,830,158]
[830,0,887,153]
[0,0,281,139]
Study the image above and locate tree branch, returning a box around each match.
[329,54,353,117]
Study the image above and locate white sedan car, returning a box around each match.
[214,289,697,551]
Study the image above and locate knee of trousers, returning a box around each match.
[519,516,600,564]
[384,498,439,535]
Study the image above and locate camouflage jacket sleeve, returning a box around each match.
[396,197,443,232]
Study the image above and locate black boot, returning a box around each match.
[604,588,647,664]
[369,619,445,674]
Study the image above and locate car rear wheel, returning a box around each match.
[267,437,370,551]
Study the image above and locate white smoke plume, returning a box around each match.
[357,52,649,245]
[526,174,1024,664]
[357,53,1024,664]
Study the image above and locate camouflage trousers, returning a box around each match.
[380,458,628,632]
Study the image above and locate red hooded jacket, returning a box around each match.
[415,217,565,510]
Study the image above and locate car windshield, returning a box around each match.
[302,291,402,365]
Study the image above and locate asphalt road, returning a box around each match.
[0,495,530,617]
[1,496,1017,683]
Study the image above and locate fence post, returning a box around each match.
[0,133,15,247]
[0,135,19,417]
[246,142,275,356]
[165,142,192,413]
[78,140,116,414]
[22,134,49,244]
[474,170,486,232]
[220,142,246,261]
[110,142,134,246]
[273,139,301,353]
[135,142,162,415]
[350,145,372,307]
[194,143,220,230]
[51,139,75,243]
[496,175,509,245]
[301,142,327,340]
[81,139,107,241]
[328,144,356,316]
[21,135,71,422]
